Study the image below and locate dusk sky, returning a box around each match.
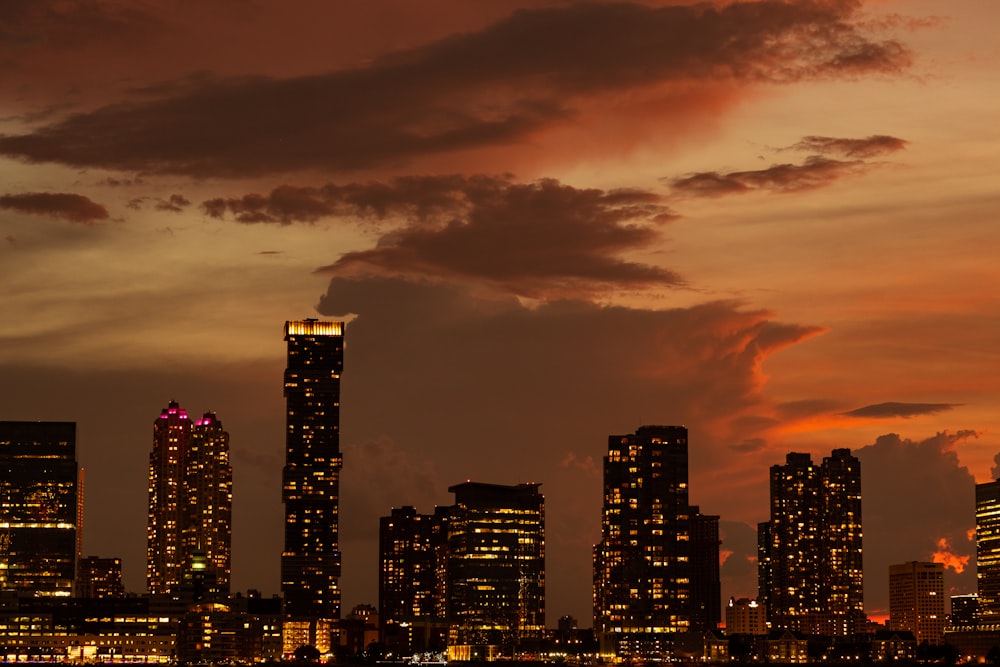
[1,0,998,624]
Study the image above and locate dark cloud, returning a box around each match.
[842,401,960,419]
[0,1,909,176]
[279,176,679,299]
[154,194,191,212]
[0,192,109,224]
[669,156,868,197]
[316,275,822,617]
[792,135,908,158]
[730,437,767,453]
[856,431,979,616]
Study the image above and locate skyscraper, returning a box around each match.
[281,319,345,655]
[888,561,945,645]
[758,449,863,635]
[593,425,720,660]
[378,506,450,655]
[446,482,545,661]
[976,480,1000,621]
[147,402,232,595]
[148,401,192,594]
[184,412,232,592]
[0,421,78,596]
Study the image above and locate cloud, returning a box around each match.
[0,1,909,176]
[0,192,109,224]
[856,431,979,615]
[669,156,870,197]
[292,176,680,299]
[730,437,767,453]
[932,537,970,574]
[842,401,961,418]
[791,135,908,158]
[154,194,191,212]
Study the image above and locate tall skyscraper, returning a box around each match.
[976,480,1000,621]
[0,421,78,596]
[184,412,232,591]
[889,561,945,645]
[78,556,125,598]
[445,482,545,661]
[593,425,720,660]
[147,402,232,595]
[758,449,863,635]
[379,506,450,654]
[281,319,345,655]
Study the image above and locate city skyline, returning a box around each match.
[1,0,997,625]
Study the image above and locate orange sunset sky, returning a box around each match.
[1,0,998,623]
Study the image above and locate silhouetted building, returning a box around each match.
[76,557,124,599]
[950,593,978,628]
[446,482,545,661]
[889,561,945,645]
[0,421,78,597]
[977,480,1000,622]
[726,597,767,635]
[147,402,231,595]
[378,506,450,655]
[691,510,722,630]
[281,319,345,655]
[758,449,863,635]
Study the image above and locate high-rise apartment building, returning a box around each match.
[77,556,125,598]
[889,561,945,645]
[147,402,231,595]
[379,506,450,655]
[593,425,721,659]
[281,319,345,655]
[977,480,1000,622]
[758,449,863,635]
[184,412,233,591]
[0,421,78,596]
[446,482,545,661]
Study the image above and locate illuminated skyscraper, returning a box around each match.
[758,449,863,635]
[0,421,78,596]
[184,412,232,591]
[889,561,945,645]
[976,480,1000,621]
[147,402,231,595]
[78,556,125,598]
[446,482,545,661]
[593,425,720,659]
[281,319,345,655]
[378,506,450,654]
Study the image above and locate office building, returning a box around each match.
[446,482,545,661]
[281,319,345,655]
[0,421,78,597]
[77,557,125,598]
[593,425,721,659]
[184,412,232,591]
[889,561,945,645]
[147,402,232,595]
[977,480,1000,621]
[950,594,978,628]
[379,506,450,655]
[758,449,863,635]
[725,598,767,635]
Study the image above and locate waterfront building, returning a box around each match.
[977,480,1000,622]
[446,482,545,661]
[0,421,78,597]
[184,412,232,591]
[758,449,863,635]
[593,425,721,659]
[726,597,767,635]
[76,556,124,598]
[281,319,345,654]
[888,561,945,645]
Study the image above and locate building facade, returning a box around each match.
[147,402,232,595]
[758,449,863,635]
[726,598,767,636]
[593,425,721,659]
[76,557,124,598]
[446,482,545,661]
[888,561,945,645]
[281,319,345,654]
[977,480,1000,622]
[0,421,78,597]
[378,506,450,655]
